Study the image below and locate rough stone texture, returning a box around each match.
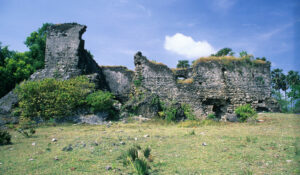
[0,91,18,125]
[30,23,104,82]
[0,23,108,124]
[101,66,134,102]
[73,112,108,125]
[123,92,161,118]
[133,52,279,118]
[224,114,238,122]
[0,23,280,123]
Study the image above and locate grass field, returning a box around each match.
[0,113,299,175]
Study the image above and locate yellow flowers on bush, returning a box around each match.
[15,76,94,121]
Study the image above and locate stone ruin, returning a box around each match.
[0,23,279,124]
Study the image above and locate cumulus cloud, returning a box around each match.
[164,33,216,59]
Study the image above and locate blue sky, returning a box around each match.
[0,0,299,72]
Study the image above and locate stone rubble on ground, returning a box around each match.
[62,144,73,151]
[106,166,112,171]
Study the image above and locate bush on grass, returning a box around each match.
[15,76,94,121]
[235,104,257,122]
[85,90,116,119]
[0,130,11,145]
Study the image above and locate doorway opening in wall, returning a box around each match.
[203,99,229,119]
[256,107,269,112]
[212,104,223,118]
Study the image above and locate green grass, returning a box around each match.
[0,113,299,174]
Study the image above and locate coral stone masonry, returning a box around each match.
[0,23,279,123]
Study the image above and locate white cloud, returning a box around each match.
[164,33,216,59]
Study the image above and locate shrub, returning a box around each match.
[164,107,177,122]
[0,130,11,145]
[207,113,216,120]
[15,76,94,121]
[235,104,257,122]
[181,104,196,120]
[158,101,184,122]
[85,90,116,119]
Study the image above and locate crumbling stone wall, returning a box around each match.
[30,23,104,82]
[0,23,279,124]
[101,66,134,102]
[0,23,108,123]
[134,52,278,119]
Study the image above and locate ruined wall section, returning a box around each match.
[134,52,277,118]
[30,23,105,84]
[101,66,134,102]
[1,23,108,124]
[134,52,179,100]
[192,61,274,116]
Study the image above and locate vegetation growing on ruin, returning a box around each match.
[181,104,196,120]
[192,48,269,68]
[192,56,267,67]
[149,60,167,66]
[177,78,194,84]
[133,73,143,87]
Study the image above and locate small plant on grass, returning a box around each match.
[0,130,12,145]
[143,147,151,159]
[178,119,222,128]
[186,130,195,136]
[235,104,257,122]
[134,158,150,175]
[119,145,152,175]
[207,113,216,120]
[246,136,257,143]
[16,117,36,138]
